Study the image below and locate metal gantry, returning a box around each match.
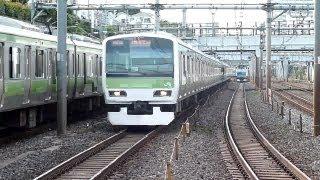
[47,1,318,135]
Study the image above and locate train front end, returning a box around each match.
[102,34,178,126]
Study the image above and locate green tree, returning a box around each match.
[105,25,118,37]
[0,0,92,36]
[116,9,140,15]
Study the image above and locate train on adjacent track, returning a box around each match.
[0,18,103,128]
[102,32,229,126]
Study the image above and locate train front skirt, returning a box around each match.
[108,107,174,125]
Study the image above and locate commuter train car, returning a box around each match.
[236,68,248,82]
[0,21,103,128]
[102,32,228,126]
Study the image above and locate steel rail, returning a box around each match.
[34,127,162,180]
[244,85,311,180]
[225,83,310,179]
[224,85,259,180]
[273,90,313,115]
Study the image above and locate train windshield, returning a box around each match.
[236,71,246,77]
[106,37,174,77]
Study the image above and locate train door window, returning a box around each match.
[77,54,80,76]
[183,55,187,77]
[47,49,54,78]
[0,43,3,79]
[71,53,75,76]
[77,53,85,77]
[9,47,21,79]
[83,53,86,77]
[93,55,99,76]
[51,51,57,83]
[66,51,70,76]
[35,49,45,78]
[86,55,93,77]
[25,46,32,78]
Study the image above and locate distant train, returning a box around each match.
[236,68,248,82]
[102,32,229,126]
[0,19,103,128]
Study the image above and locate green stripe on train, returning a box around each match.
[4,81,24,96]
[106,77,174,89]
[31,80,48,93]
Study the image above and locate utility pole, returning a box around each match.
[313,0,320,136]
[255,54,260,88]
[182,9,187,38]
[265,0,272,101]
[260,27,265,90]
[154,0,160,32]
[57,0,67,136]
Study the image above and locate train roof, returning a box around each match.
[0,16,42,32]
[103,32,228,67]
[0,20,101,51]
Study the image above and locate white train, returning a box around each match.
[102,32,229,126]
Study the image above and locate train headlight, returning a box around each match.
[153,90,172,97]
[109,90,127,97]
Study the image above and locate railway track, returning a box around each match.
[34,127,162,180]
[273,81,313,92]
[272,90,313,115]
[225,83,310,180]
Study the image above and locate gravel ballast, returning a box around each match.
[246,83,320,179]
[0,113,115,180]
[110,83,236,179]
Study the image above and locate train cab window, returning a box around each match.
[35,49,46,78]
[9,47,21,79]
[0,43,3,79]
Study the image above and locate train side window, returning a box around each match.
[35,49,45,78]
[9,47,21,79]
[0,43,3,79]
[99,57,102,76]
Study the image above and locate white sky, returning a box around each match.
[77,0,285,26]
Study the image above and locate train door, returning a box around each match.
[0,43,4,106]
[23,46,32,104]
[33,47,49,103]
[76,53,85,95]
